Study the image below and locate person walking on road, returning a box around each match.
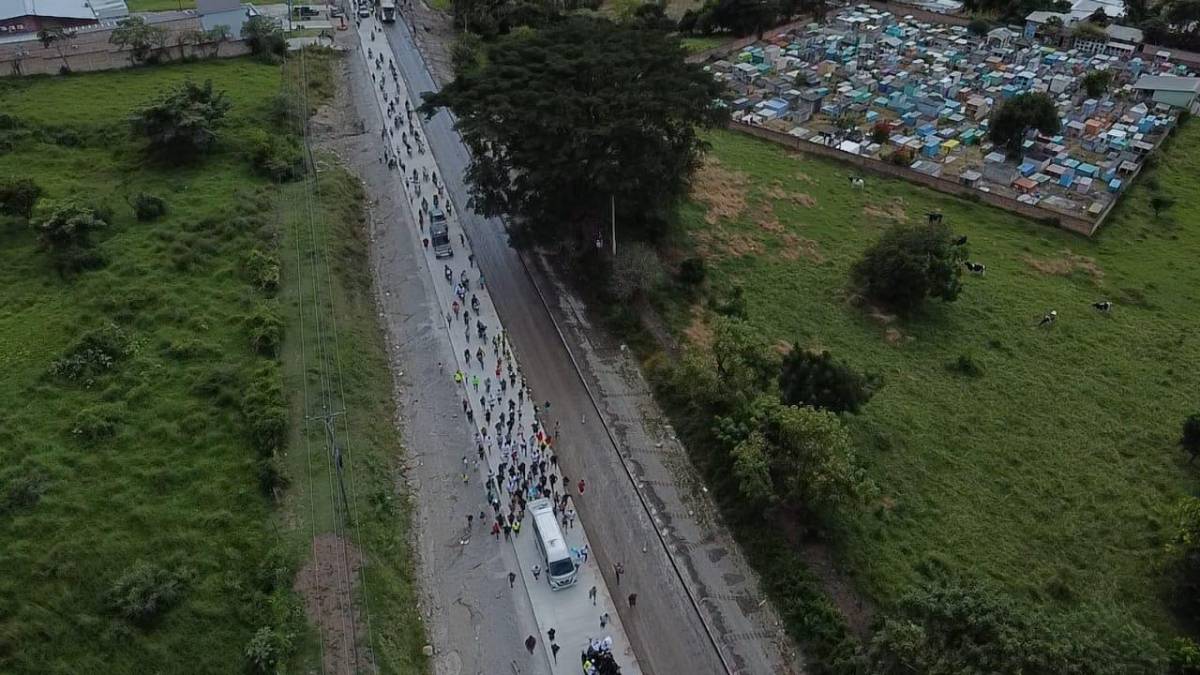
[524,635,536,654]
[551,643,560,664]
[547,628,556,643]
[588,585,597,605]
[532,564,541,581]
[628,593,638,608]
[508,571,516,589]
[577,479,586,495]
[615,562,624,585]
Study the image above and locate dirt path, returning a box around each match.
[294,533,366,675]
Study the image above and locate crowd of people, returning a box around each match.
[359,15,629,673]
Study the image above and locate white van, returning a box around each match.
[529,498,577,590]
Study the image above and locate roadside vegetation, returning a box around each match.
[0,51,423,673]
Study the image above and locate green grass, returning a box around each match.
[0,53,423,673]
[680,35,729,54]
[277,161,428,673]
[124,0,195,12]
[666,127,1200,643]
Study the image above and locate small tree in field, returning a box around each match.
[130,79,231,161]
[1183,414,1200,463]
[1151,194,1176,219]
[35,201,109,276]
[852,221,967,313]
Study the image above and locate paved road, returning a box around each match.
[351,14,643,674]
[373,17,730,675]
[330,37,546,675]
[374,11,801,675]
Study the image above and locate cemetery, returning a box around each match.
[703,4,1200,231]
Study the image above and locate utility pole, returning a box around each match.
[610,194,616,257]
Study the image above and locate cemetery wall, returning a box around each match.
[730,121,1104,236]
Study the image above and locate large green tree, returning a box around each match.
[129,79,231,161]
[421,17,727,243]
[852,221,967,314]
[989,92,1061,156]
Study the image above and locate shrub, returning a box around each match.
[852,221,967,313]
[246,248,280,293]
[247,301,283,356]
[0,176,42,218]
[50,324,131,382]
[679,256,707,288]
[33,199,109,276]
[1,471,49,514]
[247,128,304,181]
[609,242,665,301]
[871,121,891,144]
[1183,414,1200,463]
[887,147,914,166]
[947,353,983,377]
[71,404,123,443]
[105,562,185,626]
[257,456,290,497]
[967,17,991,35]
[245,625,294,673]
[129,79,230,161]
[711,284,747,319]
[132,192,167,221]
[779,347,877,414]
[242,364,287,457]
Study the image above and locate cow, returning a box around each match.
[1092,300,1113,312]
[850,177,865,190]
[1037,310,1057,327]
[927,211,944,224]
[964,261,986,275]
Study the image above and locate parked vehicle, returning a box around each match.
[529,498,577,590]
[429,208,452,258]
[381,0,396,22]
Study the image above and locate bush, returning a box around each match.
[679,256,707,288]
[71,404,124,443]
[852,221,967,313]
[132,192,167,221]
[49,324,131,382]
[247,301,283,356]
[887,147,914,166]
[1,471,49,514]
[242,364,287,457]
[247,128,304,181]
[871,121,891,144]
[256,456,290,497]
[1183,414,1200,463]
[105,562,186,626]
[0,176,42,218]
[245,625,294,673]
[610,242,665,301]
[779,347,877,414]
[246,248,281,294]
[129,79,230,161]
[967,17,991,35]
[33,199,110,276]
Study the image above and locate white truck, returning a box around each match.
[381,0,396,22]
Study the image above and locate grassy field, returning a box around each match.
[666,127,1200,642]
[0,54,422,673]
[680,35,729,54]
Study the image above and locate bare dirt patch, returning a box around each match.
[1022,249,1105,283]
[692,157,750,225]
[693,227,765,259]
[862,198,909,224]
[295,533,367,675]
[778,233,824,263]
[776,508,874,640]
[759,214,784,232]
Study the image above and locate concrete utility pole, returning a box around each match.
[611,193,616,257]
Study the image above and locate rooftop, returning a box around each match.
[0,0,95,21]
[1132,75,1200,93]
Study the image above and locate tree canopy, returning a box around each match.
[779,347,876,414]
[989,92,1060,156]
[241,15,286,61]
[852,221,967,313]
[129,79,231,161]
[421,17,727,244]
[109,16,166,64]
